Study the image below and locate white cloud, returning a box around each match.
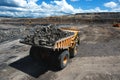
[112,7,120,11]
[0,0,28,7]
[16,0,28,7]
[27,0,38,2]
[86,7,108,12]
[104,1,117,8]
[104,1,120,12]
[111,5,120,12]
[0,0,111,18]
[76,7,108,13]
[54,0,74,13]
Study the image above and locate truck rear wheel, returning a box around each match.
[57,50,69,69]
[69,45,78,58]
[30,46,42,61]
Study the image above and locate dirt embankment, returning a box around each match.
[0,12,120,25]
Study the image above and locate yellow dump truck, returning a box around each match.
[20,26,80,69]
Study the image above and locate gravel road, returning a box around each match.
[0,24,120,80]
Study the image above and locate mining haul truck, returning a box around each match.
[20,25,80,69]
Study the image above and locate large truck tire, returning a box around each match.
[30,46,42,61]
[57,50,69,69]
[69,44,78,58]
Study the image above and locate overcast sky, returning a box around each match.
[0,0,120,18]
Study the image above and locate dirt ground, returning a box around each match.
[0,23,120,80]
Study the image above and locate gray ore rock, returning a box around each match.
[23,25,73,47]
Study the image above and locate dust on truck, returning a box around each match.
[20,25,80,69]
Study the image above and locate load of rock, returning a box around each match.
[22,25,73,47]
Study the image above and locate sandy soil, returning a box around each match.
[0,24,120,80]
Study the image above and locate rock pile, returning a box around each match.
[23,25,73,47]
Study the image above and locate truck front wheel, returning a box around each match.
[57,50,69,69]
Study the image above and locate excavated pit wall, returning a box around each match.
[0,12,120,25]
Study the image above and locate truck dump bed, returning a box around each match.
[20,25,75,49]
